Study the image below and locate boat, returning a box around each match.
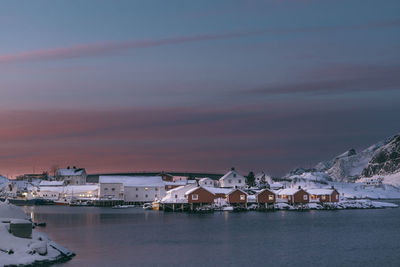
[54,198,70,206]
[70,199,94,207]
[143,203,153,210]
[152,201,160,211]
[2,197,54,206]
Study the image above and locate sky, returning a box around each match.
[1,0,400,178]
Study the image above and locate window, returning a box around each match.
[112,188,115,191]
[238,180,241,183]
[240,195,245,201]
[175,194,178,198]
[268,195,274,201]
[145,194,148,198]
[136,194,138,198]
[192,194,198,200]
[321,195,326,200]
[155,194,157,198]
[228,179,232,183]
[104,188,108,191]
[136,188,138,191]
[303,195,308,200]
[335,194,339,200]
[145,187,149,191]
[155,188,158,191]
[233,174,237,178]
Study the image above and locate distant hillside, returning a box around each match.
[285,133,400,186]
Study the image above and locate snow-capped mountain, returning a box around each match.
[285,133,400,185]
[362,135,400,177]
[312,134,397,182]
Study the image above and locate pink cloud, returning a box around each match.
[1,19,399,65]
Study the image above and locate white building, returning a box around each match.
[161,184,198,203]
[219,168,246,188]
[36,185,98,200]
[56,167,87,185]
[198,177,214,187]
[99,176,166,203]
[359,177,383,187]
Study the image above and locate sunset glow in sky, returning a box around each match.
[1,0,400,178]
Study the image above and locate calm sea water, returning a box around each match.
[23,203,400,267]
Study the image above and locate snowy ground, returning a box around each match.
[328,181,400,199]
[274,199,398,210]
[0,201,74,266]
[279,178,400,199]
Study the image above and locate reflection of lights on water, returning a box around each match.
[224,211,229,222]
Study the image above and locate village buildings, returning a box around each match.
[219,168,246,188]
[277,187,310,205]
[56,167,87,185]
[308,188,340,203]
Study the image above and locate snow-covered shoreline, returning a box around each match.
[0,201,74,267]
[271,199,398,211]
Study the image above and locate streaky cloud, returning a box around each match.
[1,19,400,64]
[245,64,400,96]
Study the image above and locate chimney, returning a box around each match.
[231,167,235,171]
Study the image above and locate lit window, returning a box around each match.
[335,195,339,200]
[303,195,308,200]
[268,195,274,201]
[240,195,245,200]
[321,195,326,200]
[192,194,198,200]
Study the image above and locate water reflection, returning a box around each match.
[23,204,400,267]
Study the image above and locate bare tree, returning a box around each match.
[50,164,59,178]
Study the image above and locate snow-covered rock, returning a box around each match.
[0,201,74,266]
[314,135,397,182]
[362,134,400,178]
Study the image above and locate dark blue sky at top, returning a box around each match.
[0,0,399,177]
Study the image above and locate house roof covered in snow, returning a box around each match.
[184,186,216,195]
[277,188,307,196]
[57,168,86,176]
[307,188,336,195]
[39,181,64,187]
[256,188,276,196]
[99,176,165,187]
[219,169,245,181]
[199,177,213,182]
[206,187,232,195]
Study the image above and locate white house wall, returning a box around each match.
[124,186,166,202]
